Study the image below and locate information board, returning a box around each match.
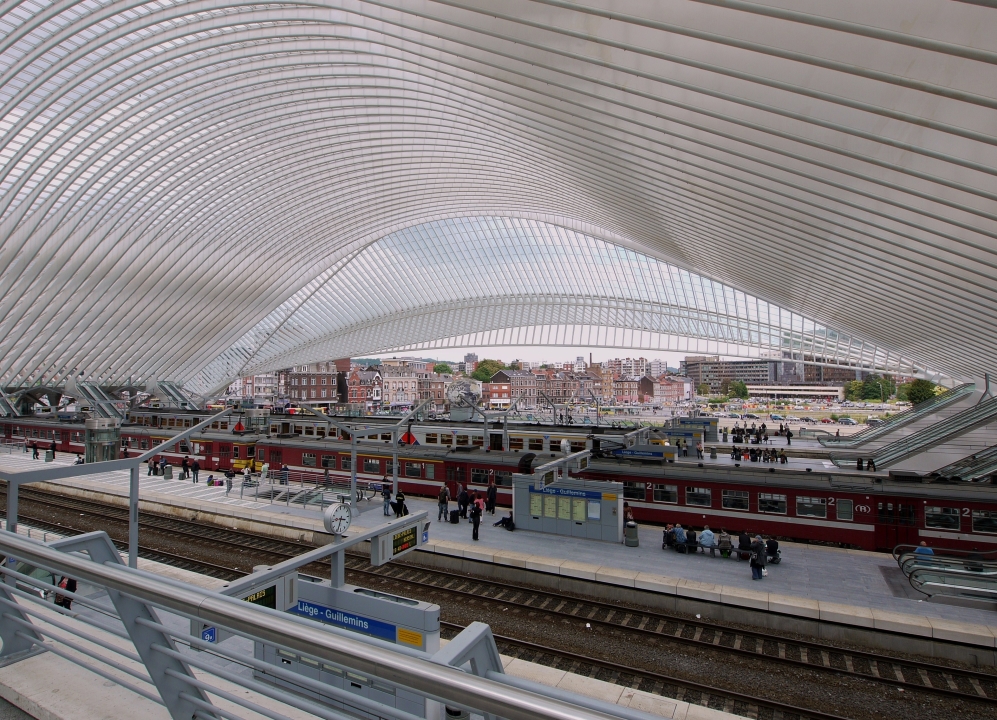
[543,495,556,518]
[530,494,543,517]
[243,584,277,609]
[557,497,571,520]
[393,526,418,556]
[572,498,586,522]
[369,519,427,566]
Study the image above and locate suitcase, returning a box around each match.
[449,509,460,524]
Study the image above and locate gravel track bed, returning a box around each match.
[13,496,997,720]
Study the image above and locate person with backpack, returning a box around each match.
[470,498,482,541]
[749,535,767,580]
[55,576,77,610]
[437,484,450,521]
[485,480,497,515]
[393,491,408,518]
[457,485,470,519]
[381,480,392,516]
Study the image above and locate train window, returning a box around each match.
[257,447,265,459]
[924,506,960,529]
[494,470,510,486]
[340,456,352,471]
[425,433,438,444]
[364,458,380,474]
[270,424,279,434]
[302,453,317,467]
[406,462,423,478]
[386,460,395,475]
[472,436,484,447]
[509,437,524,450]
[456,435,469,446]
[528,438,544,450]
[470,468,489,484]
[623,482,646,500]
[686,487,712,507]
[570,440,586,452]
[211,422,219,430]
[653,485,678,503]
[836,499,854,521]
[381,434,392,441]
[796,497,827,518]
[140,439,149,450]
[321,455,336,468]
[426,464,436,480]
[758,493,787,514]
[722,490,749,511]
[304,427,314,436]
[972,511,997,534]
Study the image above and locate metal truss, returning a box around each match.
[0,1,994,392]
[188,216,926,394]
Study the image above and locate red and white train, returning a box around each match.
[3,409,996,552]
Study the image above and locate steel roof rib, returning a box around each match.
[0,0,992,392]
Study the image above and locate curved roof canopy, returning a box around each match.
[0,0,995,391]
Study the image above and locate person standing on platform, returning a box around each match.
[785,428,793,446]
[749,535,767,580]
[470,498,482,541]
[55,576,77,610]
[225,476,233,495]
[192,459,200,484]
[696,440,704,460]
[50,440,57,459]
[457,484,470,519]
[381,478,391,516]
[437,484,450,521]
[31,442,39,460]
[486,480,497,515]
[181,455,190,480]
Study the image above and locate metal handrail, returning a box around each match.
[0,530,624,720]
[819,383,975,448]
[931,443,997,481]
[908,566,997,599]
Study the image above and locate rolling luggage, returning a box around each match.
[449,509,460,524]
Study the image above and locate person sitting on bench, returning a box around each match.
[699,525,717,556]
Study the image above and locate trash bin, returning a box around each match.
[624,521,639,547]
[44,450,54,462]
[709,446,717,459]
[163,465,173,480]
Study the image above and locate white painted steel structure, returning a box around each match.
[0,0,994,392]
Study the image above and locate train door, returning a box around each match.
[874,501,919,550]
[489,433,503,451]
[268,449,282,469]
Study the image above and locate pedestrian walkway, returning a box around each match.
[0,452,265,509]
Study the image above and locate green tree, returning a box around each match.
[696,383,710,396]
[904,379,937,405]
[729,380,749,399]
[843,380,864,401]
[432,362,452,375]
[471,359,506,382]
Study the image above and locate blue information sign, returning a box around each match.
[201,626,216,643]
[528,484,603,500]
[290,600,397,642]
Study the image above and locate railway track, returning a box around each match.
[6,487,997,716]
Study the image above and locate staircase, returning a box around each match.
[819,383,975,448]
[830,394,997,469]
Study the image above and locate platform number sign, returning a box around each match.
[201,626,217,643]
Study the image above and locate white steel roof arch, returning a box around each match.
[0,0,994,390]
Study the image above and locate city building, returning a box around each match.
[236,374,278,406]
[746,385,846,401]
[681,356,780,394]
[286,360,350,404]
[347,370,382,410]
[656,375,694,403]
[491,369,538,407]
[481,381,512,409]
[612,376,642,405]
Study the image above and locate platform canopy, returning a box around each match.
[0,0,994,393]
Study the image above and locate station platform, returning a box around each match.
[0,522,733,720]
[2,452,993,664]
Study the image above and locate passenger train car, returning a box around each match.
[3,408,996,552]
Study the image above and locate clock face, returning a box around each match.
[323,502,352,535]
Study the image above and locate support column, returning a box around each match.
[350,431,357,509]
[330,549,344,588]
[5,482,18,585]
[129,466,139,568]
[391,429,398,496]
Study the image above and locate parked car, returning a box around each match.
[744,413,760,419]
[839,417,858,425]
[820,417,834,423]
[728,413,741,418]
[770,414,784,420]
[800,416,816,423]
[786,415,801,421]
[867,418,884,426]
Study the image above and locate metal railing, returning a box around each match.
[908,565,997,600]
[0,529,648,720]
[930,443,997,481]
[819,383,976,448]
[0,440,26,455]
[830,394,997,469]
